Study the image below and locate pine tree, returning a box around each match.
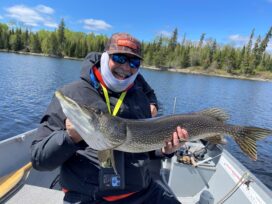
[237,46,245,69]
[69,41,76,57]
[251,35,261,68]
[22,29,30,51]
[213,50,222,69]
[57,18,66,55]
[11,29,23,51]
[4,32,10,50]
[198,33,206,48]
[241,29,255,74]
[30,33,41,53]
[259,27,272,54]
[1,21,272,75]
[209,40,217,63]
[50,32,60,55]
[180,47,190,68]
[257,27,272,70]
[168,28,178,52]
[0,26,3,49]
[40,31,51,54]
[0,23,9,49]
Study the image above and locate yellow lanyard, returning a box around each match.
[101,84,127,116]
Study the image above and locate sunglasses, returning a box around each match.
[111,54,141,69]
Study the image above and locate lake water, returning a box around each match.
[0,52,272,190]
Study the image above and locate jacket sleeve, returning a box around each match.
[148,149,175,160]
[31,95,81,171]
[137,74,159,110]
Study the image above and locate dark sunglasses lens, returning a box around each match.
[112,54,140,69]
[129,58,140,69]
[112,54,127,64]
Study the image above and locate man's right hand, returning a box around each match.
[66,118,83,143]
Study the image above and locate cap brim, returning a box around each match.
[107,50,143,60]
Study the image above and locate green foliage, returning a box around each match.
[10,32,22,51]
[58,18,66,54]
[29,33,41,53]
[143,27,272,75]
[50,32,60,56]
[259,27,272,54]
[0,21,272,75]
[198,33,206,48]
[241,29,255,74]
[180,47,190,68]
[168,28,178,52]
[0,19,108,58]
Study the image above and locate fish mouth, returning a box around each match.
[55,91,78,110]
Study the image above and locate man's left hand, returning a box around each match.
[162,126,188,155]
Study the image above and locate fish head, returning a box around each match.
[55,90,99,130]
[55,90,121,150]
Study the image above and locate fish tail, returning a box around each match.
[230,126,272,160]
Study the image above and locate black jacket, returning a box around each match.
[31,52,160,197]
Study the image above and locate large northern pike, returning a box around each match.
[55,91,272,170]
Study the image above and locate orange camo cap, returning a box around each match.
[105,33,142,59]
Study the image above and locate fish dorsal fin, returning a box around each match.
[197,108,229,122]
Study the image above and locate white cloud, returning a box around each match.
[228,34,250,47]
[0,15,3,19]
[157,30,172,37]
[4,4,57,28]
[44,22,58,28]
[227,34,272,52]
[35,5,54,14]
[82,19,112,31]
[5,5,43,26]
[267,42,272,52]
[229,34,249,43]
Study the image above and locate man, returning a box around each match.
[31,33,188,203]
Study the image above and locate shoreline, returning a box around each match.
[142,65,272,82]
[1,49,271,82]
[0,49,84,61]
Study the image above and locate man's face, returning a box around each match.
[109,54,140,80]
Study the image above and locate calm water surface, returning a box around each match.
[0,52,272,190]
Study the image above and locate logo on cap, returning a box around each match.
[117,39,138,50]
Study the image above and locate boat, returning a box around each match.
[0,129,271,203]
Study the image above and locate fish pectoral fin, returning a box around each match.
[197,108,229,122]
[205,134,227,144]
[97,149,118,174]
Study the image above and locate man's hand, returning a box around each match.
[150,104,158,118]
[162,126,188,155]
[66,118,83,143]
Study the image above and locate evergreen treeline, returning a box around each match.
[0,19,107,58]
[143,28,272,74]
[1,20,272,74]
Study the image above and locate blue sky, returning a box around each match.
[0,0,272,48]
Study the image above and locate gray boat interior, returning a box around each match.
[1,129,271,204]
